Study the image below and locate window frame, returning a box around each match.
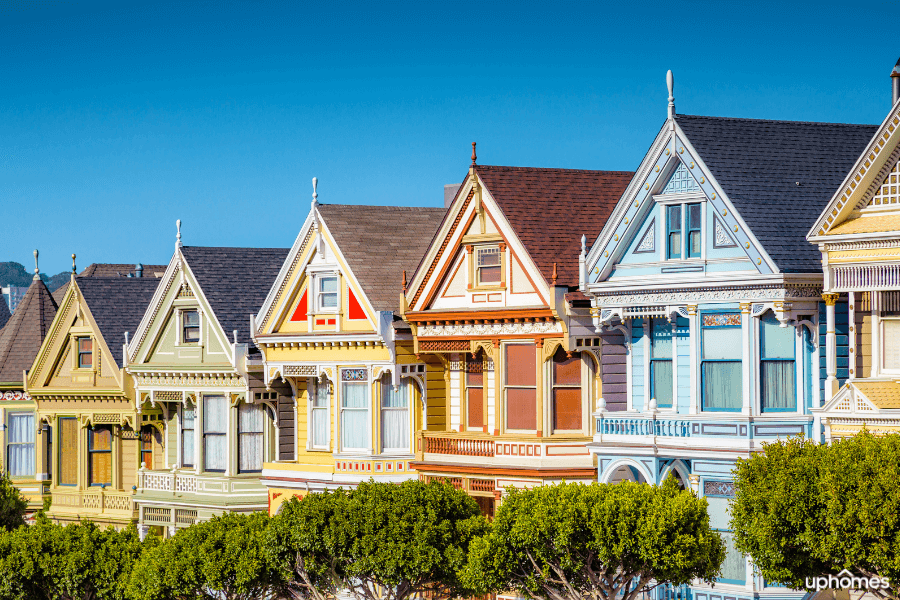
[238,403,265,474]
[340,369,370,453]
[686,202,702,258]
[700,312,743,413]
[140,425,155,469]
[76,336,93,369]
[881,317,900,374]
[6,411,35,478]
[316,274,339,313]
[88,425,113,487]
[759,313,797,413]
[380,375,409,453]
[649,318,674,409]
[310,379,330,450]
[202,395,227,473]
[181,403,195,468]
[57,416,78,486]
[550,349,583,433]
[181,309,201,345]
[503,342,537,432]
[666,204,683,260]
[465,353,485,431]
[475,245,502,287]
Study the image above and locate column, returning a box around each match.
[823,293,840,401]
[492,340,501,435]
[449,353,461,432]
[535,338,543,438]
[687,306,699,414]
[195,393,203,475]
[740,303,752,415]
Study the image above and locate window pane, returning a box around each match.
[59,418,78,485]
[652,360,673,408]
[761,361,796,410]
[553,388,581,430]
[479,265,501,283]
[506,388,536,430]
[311,408,328,447]
[341,409,368,450]
[8,413,34,444]
[506,344,536,386]
[89,427,112,451]
[552,349,581,385]
[688,203,702,229]
[314,383,329,407]
[141,426,154,470]
[477,247,500,266]
[90,451,111,486]
[702,361,742,410]
[760,314,794,359]
[203,396,227,434]
[342,382,368,408]
[668,232,681,259]
[319,277,337,293]
[183,311,200,326]
[239,404,264,434]
[381,407,408,450]
[239,406,264,472]
[689,230,701,257]
[651,319,672,358]
[204,434,226,471]
[884,321,900,369]
[702,327,742,360]
[667,204,681,231]
[381,378,408,408]
[467,388,483,429]
[719,532,747,583]
[7,413,35,477]
[182,407,195,467]
[79,337,92,353]
[320,293,338,308]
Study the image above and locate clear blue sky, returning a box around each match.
[2,0,898,274]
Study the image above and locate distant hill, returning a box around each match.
[0,261,70,292]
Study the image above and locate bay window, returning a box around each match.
[238,404,264,473]
[466,353,484,430]
[701,313,742,411]
[650,319,673,409]
[182,405,195,468]
[311,380,329,448]
[505,343,536,430]
[551,349,581,431]
[341,369,369,451]
[88,425,112,486]
[6,412,34,477]
[380,375,409,452]
[760,313,796,412]
[58,417,77,486]
[203,395,227,472]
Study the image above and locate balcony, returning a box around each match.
[421,434,495,457]
[136,468,267,497]
[48,488,136,524]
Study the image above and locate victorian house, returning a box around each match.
[809,61,900,440]
[402,153,632,517]
[253,186,446,514]
[125,230,288,537]
[580,72,877,599]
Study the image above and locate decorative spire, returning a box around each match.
[471,142,477,165]
[71,254,77,274]
[312,177,318,207]
[667,70,675,118]
[402,270,408,293]
[551,262,558,286]
[32,249,40,281]
[176,219,182,248]
[581,234,586,255]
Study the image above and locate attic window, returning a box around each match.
[476,247,501,285]
[182,310,200,343]
[77,337,93,369]
[317,276,339,311]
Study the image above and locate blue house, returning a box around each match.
[580,73,876,600]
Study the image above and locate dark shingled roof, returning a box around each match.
[0,296,10,331]
[180,247,290,352]
[79,263,168,278]
[317,205,446,312]
[77,278,160,367]
[0,278,58,383]
[675,114,878,272]
[475,165,634,287]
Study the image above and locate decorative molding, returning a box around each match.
[1,391,31,401]
[634,219,655,254]
[341,368,367,382]
[591,284,823,306]
[283,365,317,377]
[418,340,470,353]
[130,264,181,363]
[661,162,700,194]
[259,226,314,333]
[418,321,562,337]
[470,339,495,360]
[713,215,737,248]
[134,373,245,387]
[541,338,565,362]
[825,239,900,251]
[703,480,735,497]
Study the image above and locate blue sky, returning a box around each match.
[2,0,898,274]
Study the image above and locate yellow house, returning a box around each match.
[253,189,446,515]
[809,65,900,439]
[26,272,160,527]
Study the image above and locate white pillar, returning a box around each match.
[740,303,752,415]
[823,294,840,401]
[688,306,699,414]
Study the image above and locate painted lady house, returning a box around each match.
[402,149,632,516]
[253,181,446,513]
[810,59,900,439]
[580,72,877,600]
[125,225,289,536]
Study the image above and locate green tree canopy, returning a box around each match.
[464,479,725,600]
[128,511,281,600]
[268,479,488,600]
[0,471,27,532]
[731,432,900,600]
[0,515,154,600]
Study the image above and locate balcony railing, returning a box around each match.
[137,468,266,496]
[598,417,691,437]
[51,489,134,513]
[419,433,495,457]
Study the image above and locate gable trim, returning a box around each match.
[254,214,315,334]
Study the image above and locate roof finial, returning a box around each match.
[402,270,408,293]
[71,254,77,274]
[312,177,318,207]
[33,249,40,281]
[581,234,586,255]
[551,262,558,286]
[471,142,477,165]
[667,70,675,118]
[176,219,182,248]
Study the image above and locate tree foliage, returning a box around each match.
[0,515,154,600]
[0,471,28,532]
[464,479,725,600]
[128,511,281,600]
[268,479,488,600]
[731,432,900,600]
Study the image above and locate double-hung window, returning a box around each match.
[77,337,93,369]
[182,405,195,468]
[505,343,536,430]
[88,425,112,486]
[6,412,34,477]
[551,349,581,431]
[666,203,702,259]
[760,313,796,412]
[238,404,264,473]
[705,482,747,585]
[465,353,484,430]
[883,319,900,371]
[58,417,78,486]
[203,395,227,472]
[182,310,200,343]
[140,425,154,469]
[701,313,742,411]
[650,319,673,409]
[317,276,338,311]
[476,246,501,285]
[380,375,408,452]
[311,381,329,448]
[341,370,369,451]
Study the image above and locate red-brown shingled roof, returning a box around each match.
[0,277,58,383]
[475,165,634,288]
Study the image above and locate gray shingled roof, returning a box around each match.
[317,204,446,312]
[0,278,58,383]
[180,247,290,352]
[676,114,878,272]
[77,278,160,368]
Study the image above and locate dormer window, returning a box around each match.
[476,246,501,285]
[317,276,338,311]
[666,202,702,259]
[182,310,200,343]
[77,337,93,369]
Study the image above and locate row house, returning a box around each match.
[402,157,632,516]
[811,66,900,439]
[254,192,446,514]
[581,73,877,600]
[125,236,288,536]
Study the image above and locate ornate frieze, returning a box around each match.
[418,320,562,337]
[1,391,31,401]
[591,284,823,306]
[283,365,317,377]
[702,313,741,326]
[341,368,367,382]
[134,373,245,387]
[703,480,735,497]
[418,340,470,352]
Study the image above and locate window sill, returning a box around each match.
[469,284,507,292]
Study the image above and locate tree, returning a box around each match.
[0,470,27,531]
[464,479,725,600]
[731,432,900,600]
[268,479,489,600]
[128,511,282,600]
[0,515,154,600]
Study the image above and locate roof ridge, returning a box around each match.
[317,204,445,210]
[476,165,635,174]
[676,113,879,128]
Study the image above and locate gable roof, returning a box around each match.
[475,165,633,287]
[0,278,58,383]
[180,246,290,350]
[76,278,160,367]
[317,204,446,312]
[675,114,878,272]
[0,296,10,331]
[79,263,168,278]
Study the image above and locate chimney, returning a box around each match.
[135,263,143,278]
[893,58,900,106]
[444,183,461,208]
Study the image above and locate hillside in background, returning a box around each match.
[0,261,70,291]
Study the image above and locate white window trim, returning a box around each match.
[380,377,411,454]
[306,267,341,315]
[339,369,371,454]
[655,197,707,263]
[753,315,803,415]
[175,307,203,346]
[880,316,900,375]
[308,378,331,451]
